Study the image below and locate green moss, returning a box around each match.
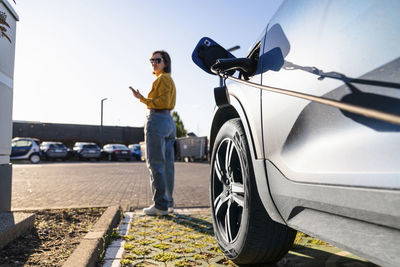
[180,227,194,232]
[193,253,207,260]
[152,252,179,262]
[136,231,148,236]
[171,231,186,236]
[308,238,327,246]
[186,233,204,240]
[124,243,135,250]
[189,242,207,249]
[171,247,195,253]
[125,253,137,259]
[152,242,172,250]
[132,247,152,256]
[174,259,194,266]
[202,236,217,244]
[154,234,173,240]
[152,227,165,233]
[136,239,154,246]
[120,258,133,266]
[171,238,189,244]
[122,235,135,241]
[209,245,222,253]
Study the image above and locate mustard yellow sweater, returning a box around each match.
[140,72,176,110]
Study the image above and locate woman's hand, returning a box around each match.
[129,86,143,100]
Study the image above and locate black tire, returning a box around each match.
[210,118,296,265]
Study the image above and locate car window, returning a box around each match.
[84,145,98,149]
[13,140,31,147]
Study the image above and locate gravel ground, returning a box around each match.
[0,208,105,266]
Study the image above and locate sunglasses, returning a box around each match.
[149,58,162,64]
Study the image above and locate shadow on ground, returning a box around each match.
[120,212,377,266]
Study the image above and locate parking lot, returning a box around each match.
[11,161,210,211]
[10,161,378,266]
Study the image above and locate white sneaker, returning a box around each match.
[168,207,174,213]
[143,205,168,216]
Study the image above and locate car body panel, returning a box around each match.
[128,144,141,159]
[260,0,400,189]
[102,144,131,160]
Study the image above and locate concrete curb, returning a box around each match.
[63,205,121,267]
[0,212,35,250]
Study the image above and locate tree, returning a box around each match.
[172,111,187,138]
[0,11,11,43]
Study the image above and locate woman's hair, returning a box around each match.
[152,50,171,73]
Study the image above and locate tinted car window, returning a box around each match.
[84,145,98,149]
[113,145,128,150]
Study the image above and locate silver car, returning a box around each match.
[192,0,400,266]
[73,142,101,161]
[40,141,68,161]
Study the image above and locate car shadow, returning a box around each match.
[164,213,378,266]
[275,245,379,267]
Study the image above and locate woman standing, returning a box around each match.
[130,50,176,216]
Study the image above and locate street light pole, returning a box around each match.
[219,45,240,87]
[100,98,108,148]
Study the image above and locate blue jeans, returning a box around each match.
[145,112,176,211]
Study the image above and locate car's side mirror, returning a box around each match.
[192,37,236,75]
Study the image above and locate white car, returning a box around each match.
[192,0,400,266]
[10,137,41,164]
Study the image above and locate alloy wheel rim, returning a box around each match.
[31,155,40,163]
[212,138,245,243]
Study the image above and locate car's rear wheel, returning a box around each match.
[29,154,41,164]
[210,118,296,265]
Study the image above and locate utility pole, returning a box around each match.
[100,98,107,148]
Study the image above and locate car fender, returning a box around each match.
[210,95,286,225]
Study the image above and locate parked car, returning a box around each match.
[73,142,101,161]
[40,141,68,161]
[102,144,131,161]
[192,1,400,266]
[10,137,42,164]
[128,144,141,161]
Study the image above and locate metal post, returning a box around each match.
[100,98,107,148]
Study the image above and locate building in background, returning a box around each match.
[13,121,144,147]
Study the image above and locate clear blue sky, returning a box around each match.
[12,0,282,137]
